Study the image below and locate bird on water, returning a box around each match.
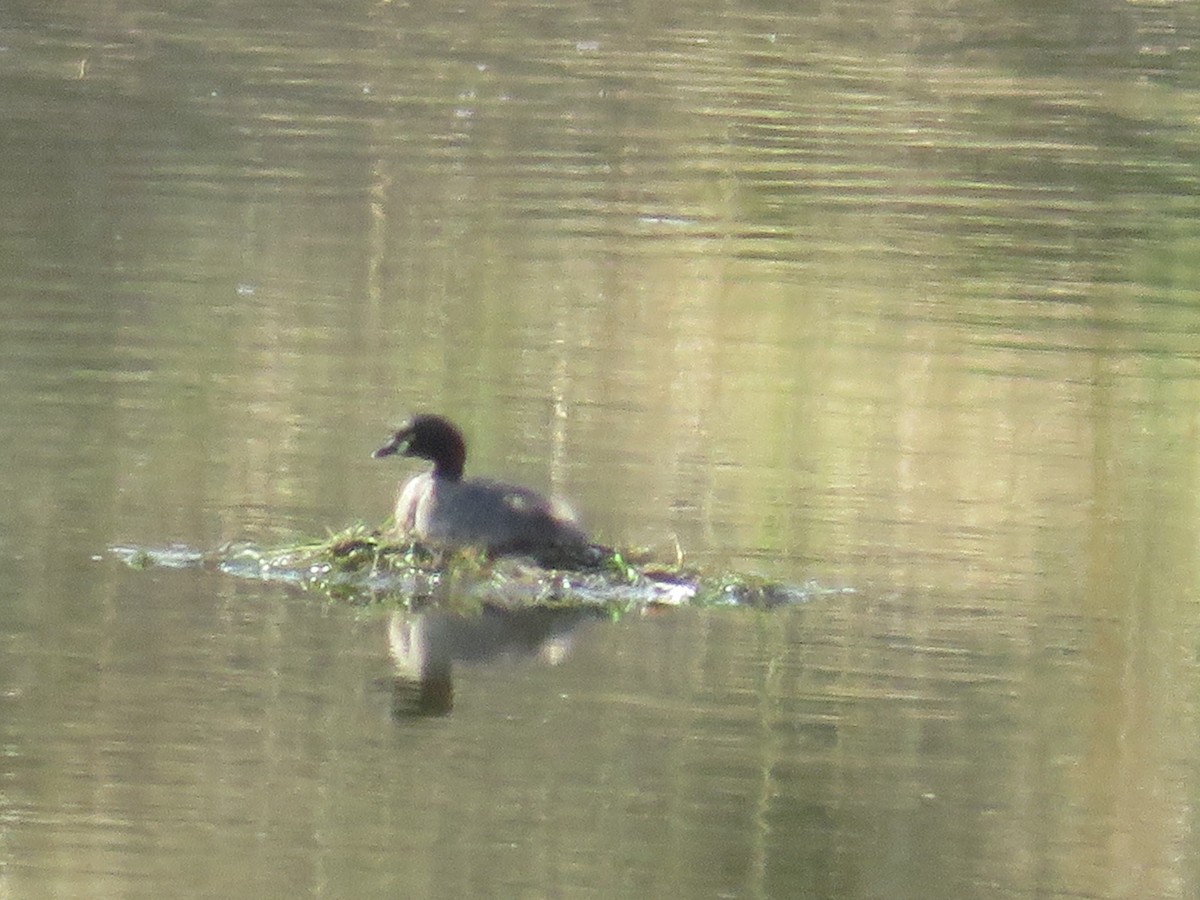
[372,413,603,568]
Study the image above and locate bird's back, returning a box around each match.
[396,474,590,562]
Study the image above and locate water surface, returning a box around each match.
[2,1,1200,897]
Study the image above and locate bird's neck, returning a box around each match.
[431,456,464,481]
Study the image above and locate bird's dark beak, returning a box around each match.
[372,432,408,459]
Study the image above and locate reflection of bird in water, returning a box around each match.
[386,604,606,719]
[387,612,454,717]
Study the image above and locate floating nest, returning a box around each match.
[114,523,837,612]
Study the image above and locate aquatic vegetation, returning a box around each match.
[112,523,842,612]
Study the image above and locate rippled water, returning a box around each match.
[3,1,1200,897]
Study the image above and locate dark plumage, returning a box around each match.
[372,414,601,567]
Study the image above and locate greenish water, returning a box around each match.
[2,1,1200,897]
